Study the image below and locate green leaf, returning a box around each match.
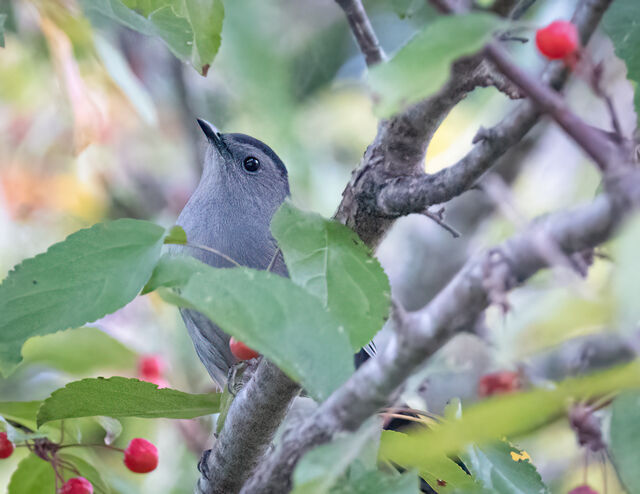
[462,441,549,494]
[8,454,55,494]
[0,14,6,47]
[381,430,479,492]
[20,327,137,375]
[149,255,355,401]
[331,470,421,494]
[292,419,381,494]
[142,253,200,294]
[603,0,640,127]
[0,219,166,376]
[610,391,640,493]
[380,362,640,465]
[60,453,111,494]
[0,401,42,431]
[164,225,188,245]
[369,13,501,117]
[37,377,221,426]
[271,202,390,351]
[81,0,223,75]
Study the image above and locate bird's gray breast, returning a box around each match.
[170,179,287,386]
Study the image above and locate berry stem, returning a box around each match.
[58,443,125,453]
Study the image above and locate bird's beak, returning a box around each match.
[197,118,231,158]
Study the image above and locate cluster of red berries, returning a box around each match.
[535,20,580,61]
[229,336,260,361]
[0,432,158,493]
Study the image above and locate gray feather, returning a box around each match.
[172,128,290,387]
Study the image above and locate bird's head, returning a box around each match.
[197,119,290,206]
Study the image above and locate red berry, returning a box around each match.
[123,438,158,473]
[535,21,579,60]
[0,432,14,459]
[478,371,520,397]
[568,486,599,494]
[59,477,93,494]
[229,337,260,361]
[138,355,164,379]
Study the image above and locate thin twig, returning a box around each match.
[334,0,385,66]
[184,243,241,267]
[511,0,538,20]
[423,207,461,238]
[266,248,281,272]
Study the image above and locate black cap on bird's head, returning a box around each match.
[196,119,289,194]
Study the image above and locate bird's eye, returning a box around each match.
[243,157,260,173]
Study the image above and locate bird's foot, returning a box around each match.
[226,357,261,396]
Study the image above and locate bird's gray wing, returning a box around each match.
[180,308,236,388]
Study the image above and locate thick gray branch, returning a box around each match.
[335,54,501,246]
[195,361,300,494]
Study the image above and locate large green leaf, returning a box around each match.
[292,419,381,494]
[610,391,640,493]
[37,377,221,426]
[462,442,549,494]
[0,219,166,376]
[20,327,137,375]
[147,255,355,401]
[271,202,390,352]
[81,0,223,75]
[8,454,55,494]
[369,13,501,117]
[380,362,640,465]
[603,0,640,127]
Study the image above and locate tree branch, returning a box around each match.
[195,361,300,494]
[244,165,640,493]
[484,42,617,171]
[335,0,385,66]
[198,0,615,492]
[240,0,624,491]
[376,0,614,218]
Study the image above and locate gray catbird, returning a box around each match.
[174,119,290,387]
[175,119,373,388]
